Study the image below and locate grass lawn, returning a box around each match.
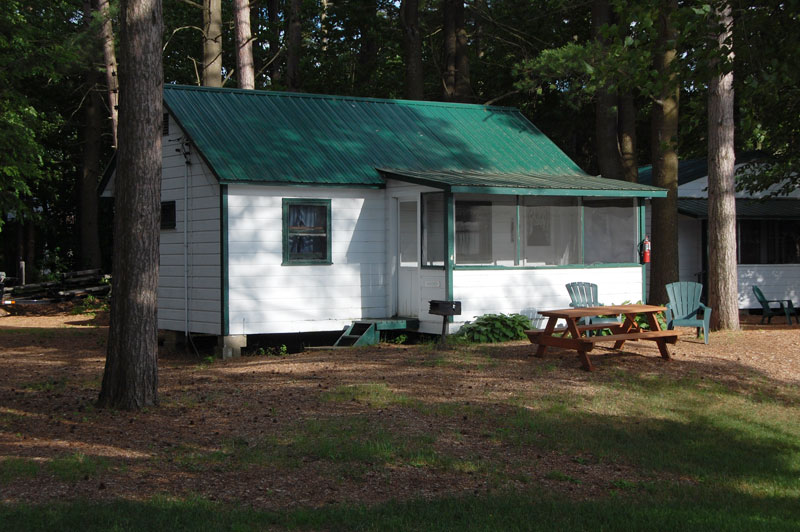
[1,310,799,530]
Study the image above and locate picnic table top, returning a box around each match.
[539,304,666,319]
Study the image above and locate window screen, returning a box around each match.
[160,201,176,230]
[422,192,445,267]
[282,199,331,265]
[521,197,580,266]
[583,199,638,264]
[455,195,516,265]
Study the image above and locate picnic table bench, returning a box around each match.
[525,304,678,372]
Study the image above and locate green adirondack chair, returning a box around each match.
[665,281,712,344]
[752,286,798,325]
[564,282,620,332]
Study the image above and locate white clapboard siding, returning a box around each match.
[417,269,447,334]
[158,116,222,335]
[737,265,800,308]
[226,185,388,335]
[450,267,644,331]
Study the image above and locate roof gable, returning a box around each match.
[163,85,592,187]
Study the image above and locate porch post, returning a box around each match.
[445,191,455,320]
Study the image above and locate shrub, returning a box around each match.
[457,313,532,343]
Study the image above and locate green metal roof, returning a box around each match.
[164,85,665,196]
[638,153,762,187]
[377,168,667,197]
[678,198,800,219]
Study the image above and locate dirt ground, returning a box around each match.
[0,303,798,509]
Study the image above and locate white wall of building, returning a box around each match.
[159,117,222,335]
[226,184,387,334]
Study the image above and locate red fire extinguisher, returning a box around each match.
[642,235,651,264]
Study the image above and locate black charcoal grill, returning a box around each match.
[429,300,461,346]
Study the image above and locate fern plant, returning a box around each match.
[457,313,533,343]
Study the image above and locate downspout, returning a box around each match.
[181,139,191,337]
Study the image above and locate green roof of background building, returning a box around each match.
[163,85,664,196]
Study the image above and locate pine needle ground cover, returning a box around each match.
[1,306,799,531]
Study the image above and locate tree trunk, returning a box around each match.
[593,0,623,180]
[266,0,281,84]
[233,0,255,89]
[98,0,163,410]
[648,0,680,305]
[400,0,424,100]
[453,0,471,102]
[95,0,119,148]
[286,0,302,90]
[203,0,222,87]
[618,93,638,182]
[80,0,104,271]
[355,3,378,93]
[708,4,739,331]
[80,67,104,270]
[442,0,456,100]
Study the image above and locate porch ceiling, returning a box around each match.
[377,168,668,198]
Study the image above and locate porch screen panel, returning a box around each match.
[583,199,638,264]
[521,197,580,266]
[422,192,445,266]
[455,195,516,265]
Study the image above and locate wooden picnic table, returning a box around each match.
[525,304,678,372]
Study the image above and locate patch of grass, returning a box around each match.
[4,488,800,531]
[47,453,109,482]
[322,383,412,408]
[0,458,40,484]
[23,379,67,392]
[545,470,581,484]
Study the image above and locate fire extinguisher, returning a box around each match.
[641,235,651,264]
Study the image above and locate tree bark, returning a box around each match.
[618,93,638,182]
[80,0,104,271]
[80,66,104,270]
[648,0,680,305]
[593,0,623,180]
[286,0,302,90]
[98,0,162,410]
[708,4,739,331]
[95,0,119,148]
[400,0,424,100]
[442,0,456,100]
[203,0,222,87]
[355,2,378,93]
[233,0,255,89]
[266,0,281,84]
[453,0,471,101]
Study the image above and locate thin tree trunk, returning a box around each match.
[203,0,222,87]
[266,0,281,84]
[98,0,163,410]
[593,0,623,180]
[80,67,104,270]
[286,0,301,90]
[649,0,680,305]
[442,0,456,100]
[708,3,739,331]
[619,93,638,182]
[454,0,471,102]
[95,0,119,148]
[400,0,424,100]
[355,2,378,93]
[233,0,255,89]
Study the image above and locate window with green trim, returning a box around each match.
[282,199,331,265]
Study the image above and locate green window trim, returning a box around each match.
[282,198,332,265]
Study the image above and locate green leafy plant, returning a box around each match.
[71,295,109,315]
[457,313,533,343]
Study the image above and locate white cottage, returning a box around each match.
[103,85,666,354]
[640,158,800,308]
